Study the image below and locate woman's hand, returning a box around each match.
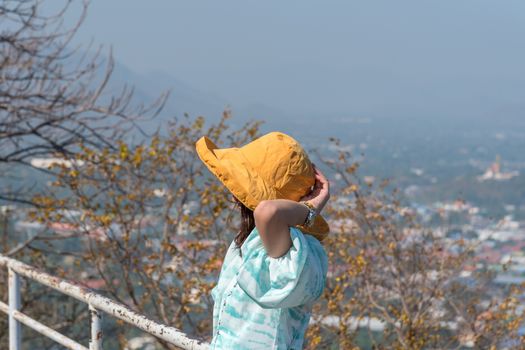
[299,163,330,214]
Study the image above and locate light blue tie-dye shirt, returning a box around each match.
[210,226,328,349]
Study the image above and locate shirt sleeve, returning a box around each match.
[236,226,328,309]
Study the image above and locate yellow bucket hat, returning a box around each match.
[195,131,329,241]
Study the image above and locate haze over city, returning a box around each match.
[56,0,525,120]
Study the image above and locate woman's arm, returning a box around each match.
[254,164,330,258]
[254,199,309,258]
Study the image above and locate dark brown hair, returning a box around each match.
[232,196,255,257]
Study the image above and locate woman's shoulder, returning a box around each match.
[301,229,328,262]
[240,225,327,264]
[298,228,329,284]
[236,225,329,309]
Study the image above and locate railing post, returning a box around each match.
[89,305,103,350]
[8,267,21,350]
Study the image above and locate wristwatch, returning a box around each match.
[300,201,317,227]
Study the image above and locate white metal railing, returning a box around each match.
[0,254,210,350]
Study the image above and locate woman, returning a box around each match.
[195,131,330,349]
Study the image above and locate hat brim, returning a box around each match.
[196,136,260,209]
[195,136,330,241]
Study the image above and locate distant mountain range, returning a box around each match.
[101,56,302,140]
[87,54,525,187]
[1,53,523,219]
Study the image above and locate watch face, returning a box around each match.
[306,210,316,227]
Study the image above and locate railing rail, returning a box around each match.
[0,254,210,350]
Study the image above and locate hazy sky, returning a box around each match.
[62,0,525,117]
